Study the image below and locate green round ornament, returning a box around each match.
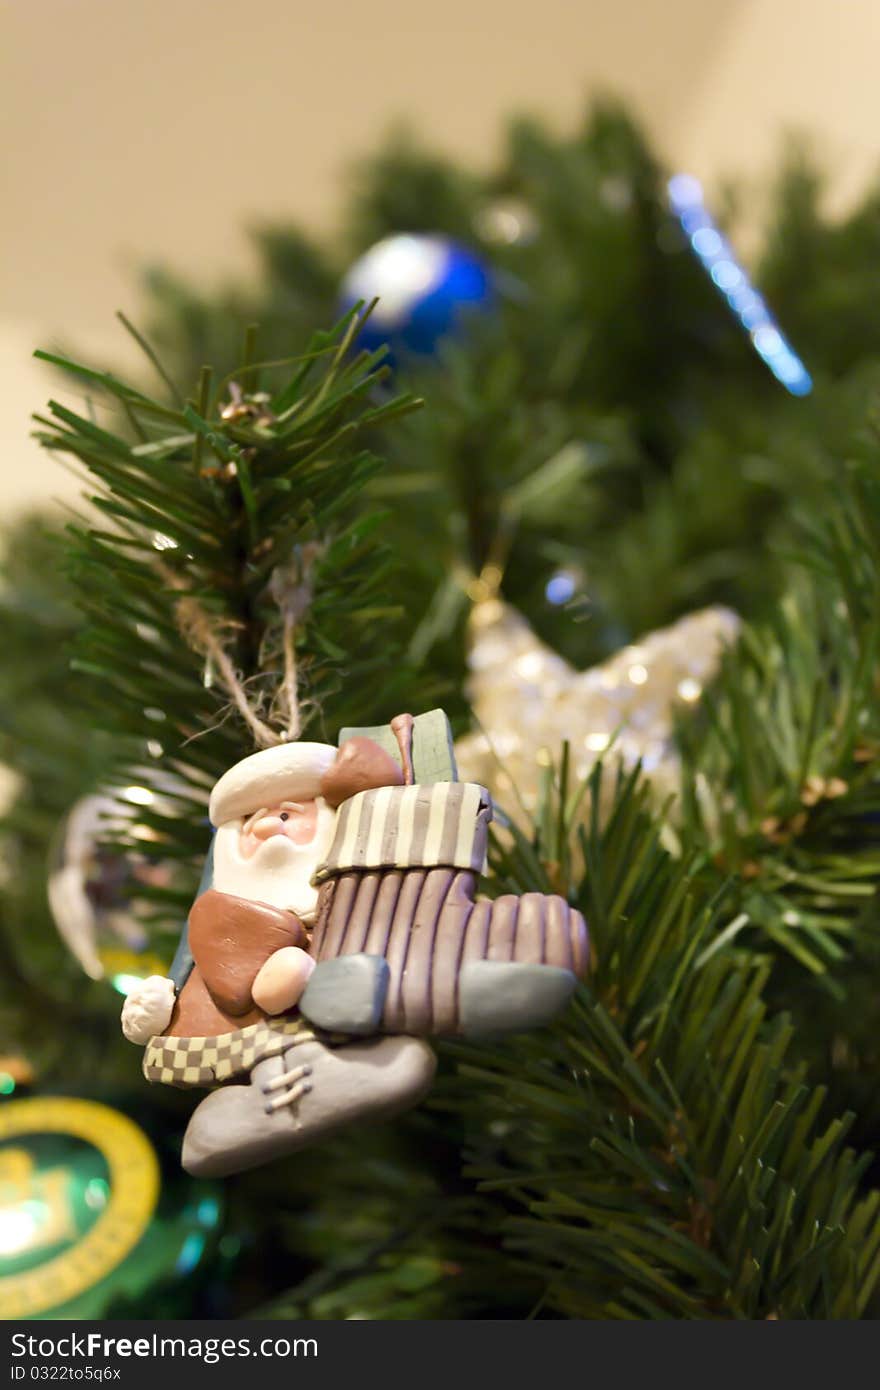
[0,1096,223,1318]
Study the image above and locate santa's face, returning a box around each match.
[211,794,336,921]
[239,799,319,858]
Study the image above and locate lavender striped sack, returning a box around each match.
[310,782,588,1037]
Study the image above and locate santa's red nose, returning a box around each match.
[242,801,319,851]
[251,814,286,840]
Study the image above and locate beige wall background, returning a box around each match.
[3,0,880,515]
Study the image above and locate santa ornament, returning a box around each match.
[122,711,588,1177]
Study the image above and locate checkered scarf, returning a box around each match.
[143,1015,307,1088]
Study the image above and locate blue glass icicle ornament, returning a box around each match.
[339,234,493,361]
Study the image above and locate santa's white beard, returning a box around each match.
[211,801,337,922]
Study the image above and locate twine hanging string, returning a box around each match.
[168,579,282,749]
[280,608,300,742]
[268,543,321,742]
[159,542,322,750]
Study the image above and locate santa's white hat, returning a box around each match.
[209,741,337,828]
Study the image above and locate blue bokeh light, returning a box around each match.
[175,1232,206,1276]
[545,571,577,605]
[339,234,493,362]
[668,175,812,397]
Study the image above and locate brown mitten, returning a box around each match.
[188,888,308,1016]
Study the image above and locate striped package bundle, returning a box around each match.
[311,782,588,1037]
[313,781,492,882]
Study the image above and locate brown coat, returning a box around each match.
[165,889,307,1037]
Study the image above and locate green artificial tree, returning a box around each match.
[4,96,880,1318]
[139,102,880,683]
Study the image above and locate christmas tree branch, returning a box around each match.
[31,313,422,915]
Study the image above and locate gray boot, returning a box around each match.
[181,1031,436,1178]
[298,954,389,1034]
[459,961,577,1039]
[299,952,578,1041]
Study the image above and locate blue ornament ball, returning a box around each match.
[339,234,493,359]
